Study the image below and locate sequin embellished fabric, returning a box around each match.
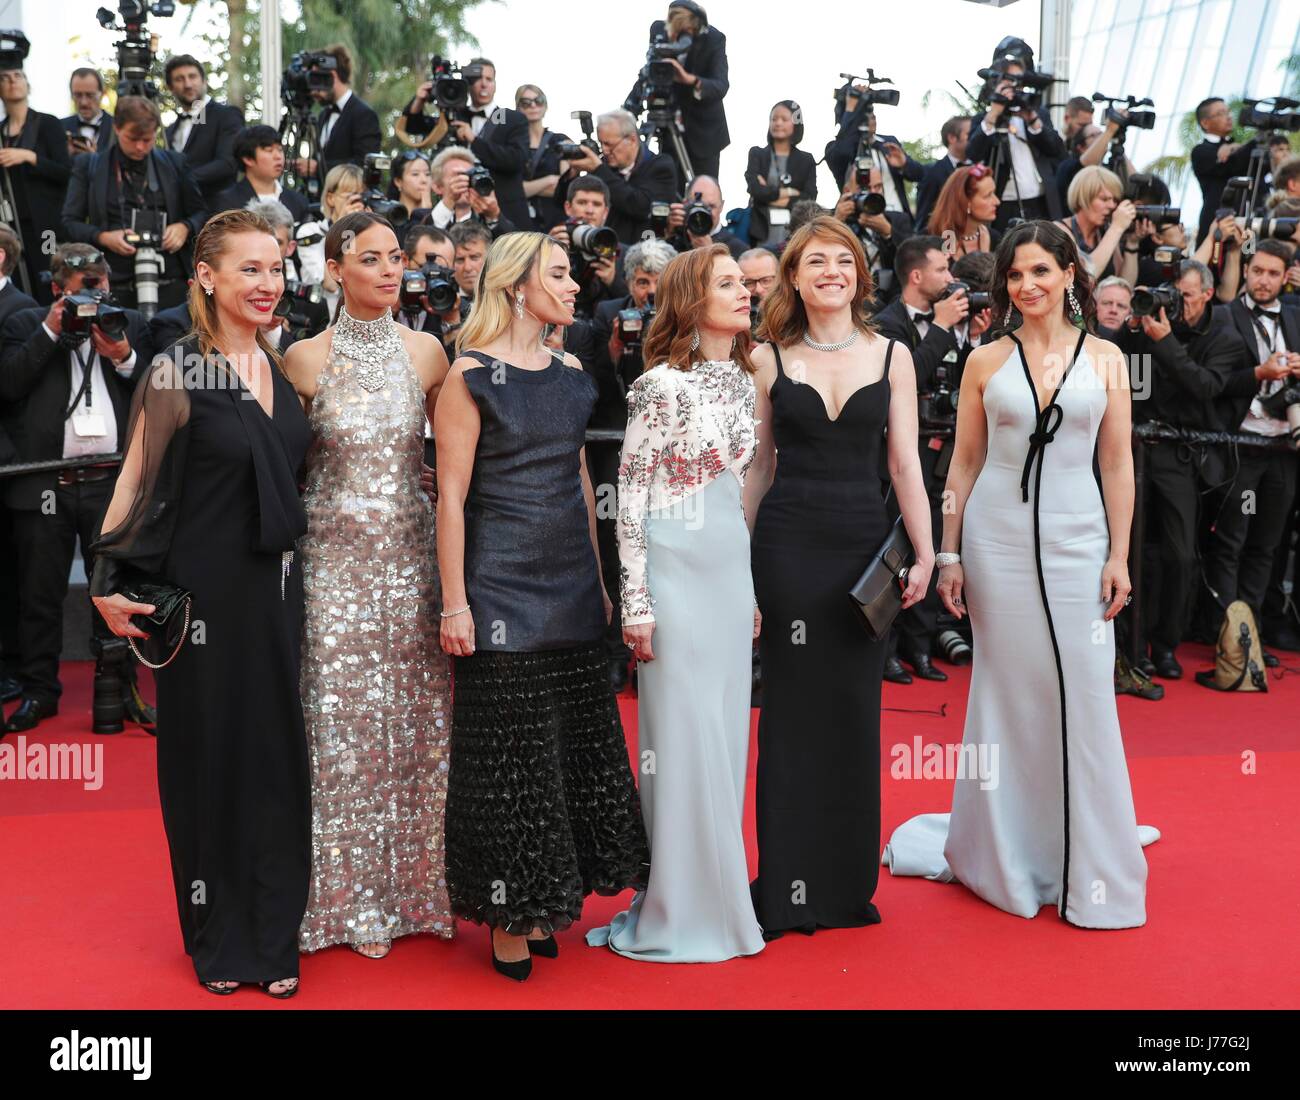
[298,314,454,951]
[617,360,756,625]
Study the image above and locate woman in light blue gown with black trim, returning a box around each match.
[585,244,766,963]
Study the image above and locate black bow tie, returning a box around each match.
[469,109,488,119]
[1252,303,1279,318]
[912,311,934,324]
[321,103,339,116]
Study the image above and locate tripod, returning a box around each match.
[1104,130,1133,192]
[279,101,322,203]
[0,168,32,296]
[983,121,1025,222]
[639,106,693,191]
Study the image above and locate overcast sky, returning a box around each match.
[46,0,1041,207]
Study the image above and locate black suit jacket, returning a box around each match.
[61,112,114,153]
[966,109,1066,220]
[744,144,817,244]
[0,280,40,465]
[594,145,681,245]
[1209,297,1300,431]
[627,21,730,169]
[873,296,961,392]
[4,111,72,258]
[469,106,532,232]
[318,93,382,182]
[825,106,925,220]
[212,178,310,222]
[0,304,152,508]
[163,100,245,200]
[1191,137,1259,245]
[914,155,964,232]
[149,300,317,353]
[61,148,209,277]
[589,295,638,430]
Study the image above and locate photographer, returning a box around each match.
[1094,274,1134,333]
[449,220,492,306]
[744,100,816,248]
[1063,95,1095,143]
[61,96,207,311]
[1058,165,1139,284]
[163,54,245,204]
[296,45,381,184]
[826,84,924,223]
[0,243,154,735]
[424,145,517,239]
[625,1,730,183]
[832,166,912,304]
[966,44,1067,226]
[913,116,970,233]
[547,176,628,319]
[664,174,744,257]
[1272,155,1300,204]
[214,124,310,222]
[395,224,463,354]
[561,108,678,244]
[0,59,72,303]
[1191,97,1259,247]
[61,67,113,155]
[1206,238,1300,658]
[1114,259,1251,678]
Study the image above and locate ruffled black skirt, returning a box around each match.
[446,642,650,935]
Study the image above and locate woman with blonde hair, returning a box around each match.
[745,216,933,938]
[515,83,571,230]
[295,162,365,296]
[90,209,312,997]
[437,231,648,982]
[585,243,766,964]
[1058,164,1139,284]
[926,163,1002,255]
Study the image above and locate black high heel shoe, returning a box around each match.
[258,977,299,999]
[490,929,532,981]
[200,979,239,995]
[527,933,558,959]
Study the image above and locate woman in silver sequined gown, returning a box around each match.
[284,212,454,957]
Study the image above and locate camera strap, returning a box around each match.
[63,342,97,421]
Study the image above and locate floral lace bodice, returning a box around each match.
[617,360,757,626]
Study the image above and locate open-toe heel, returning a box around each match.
[259,977,299,999]
[200,980,239,995]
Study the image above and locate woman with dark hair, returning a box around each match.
[745,100,817,248]
[585,243,765,964]
[926,163,1002,256]
[515,83,572,231]
[437,231,648,981]
[389,150,433,219]
[883,220,1160,928]
[90,209,312,996]
[282,210,454,961]
[744,216,933,938]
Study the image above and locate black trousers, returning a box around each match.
[888,438,945,660]
[1140,443,1201,651]
[1204,443,1299,625]
[1263,453,1300,634]
[10,477,117,704]
[992,193,1050,229]
[585,439,629,664]
[0,503,20,677]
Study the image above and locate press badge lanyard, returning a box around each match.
[64,343,107,438]
[1249,311,1284,397]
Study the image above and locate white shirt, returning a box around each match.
[320,89,352,146]
[430,199,473,230]
[172,95,209,152]
[248,178,285,203]
[1241,301,1289,437]
[871,146,905,214]
[42,324,137,458]
[470,100,496,137]
[906,299,974,349]
[980,113,1044,201]
[76,112,105,144]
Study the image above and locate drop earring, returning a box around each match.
[514,292,525,320]
[1066,282,1082,321]
[1003,303,1013,327]
[689,328,700,354]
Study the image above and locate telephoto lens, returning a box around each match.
[570,222,619,258]
[467,166,495,196]
[853,192,886,217]
[684,191,713,237]
[937,629,972,666]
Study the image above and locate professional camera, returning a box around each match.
[616,295,656,347]
[683,190,713,237]
[0,27,29,71]
[360,154,409,226]
[465,165,495,197]
[1259,382,1300,446]
[555,111,602,161]
[568,221,619,260]
[1240,98,1300,132]
[273,280,328,341]
[633,29,693,117]
[96,2,174,100]
[833,69,900,115]
[650,201,672,237]
[850,191,886,218]
[978,64,1055,116]
[60,288,129,344]
[1133,204,1181,226]
[938,280,990,313]
[1093,93,1156,130]
[1130,245,1184,320]
[399,262,458,314]
[124,207,165,319]
[281,50,337,110]
[1219,178,1300,238]
[918,362,958,426]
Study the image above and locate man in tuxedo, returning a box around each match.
[546,176,628,320]
[913,116,970,231]
[423,145,518,240]
[873,235,981,684]
[0,226,38,706]
[0,244,154,735]
[1063,96,1095,143]
[163,54,245,205]
[624,2,730,185]
[663,174,745,259]
[826,86,925,224]
[61,96,208,312]
[61,67,113,155]
[1206,239,1300,659]
[563,109,679,245]
[0,62,72,302]
[966,59,1066,227]
[1191,97,1262,246]
[832,167,913,305]
[213,125,310,221]
[397,226,462,353]
[296,44,382,186]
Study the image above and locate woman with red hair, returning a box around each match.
[926,163,1002,256]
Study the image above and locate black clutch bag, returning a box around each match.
[848,515,915,642]
[119,576,193,669]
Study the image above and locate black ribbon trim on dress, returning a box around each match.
[1009,327,1087,926]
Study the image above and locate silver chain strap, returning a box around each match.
[127,597,192,670]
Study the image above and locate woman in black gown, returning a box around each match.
[744,216,934,938]
[91,209,311,997]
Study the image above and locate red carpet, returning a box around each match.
[2,649,1297,1010]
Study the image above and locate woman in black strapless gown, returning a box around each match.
[745,217,934,938]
